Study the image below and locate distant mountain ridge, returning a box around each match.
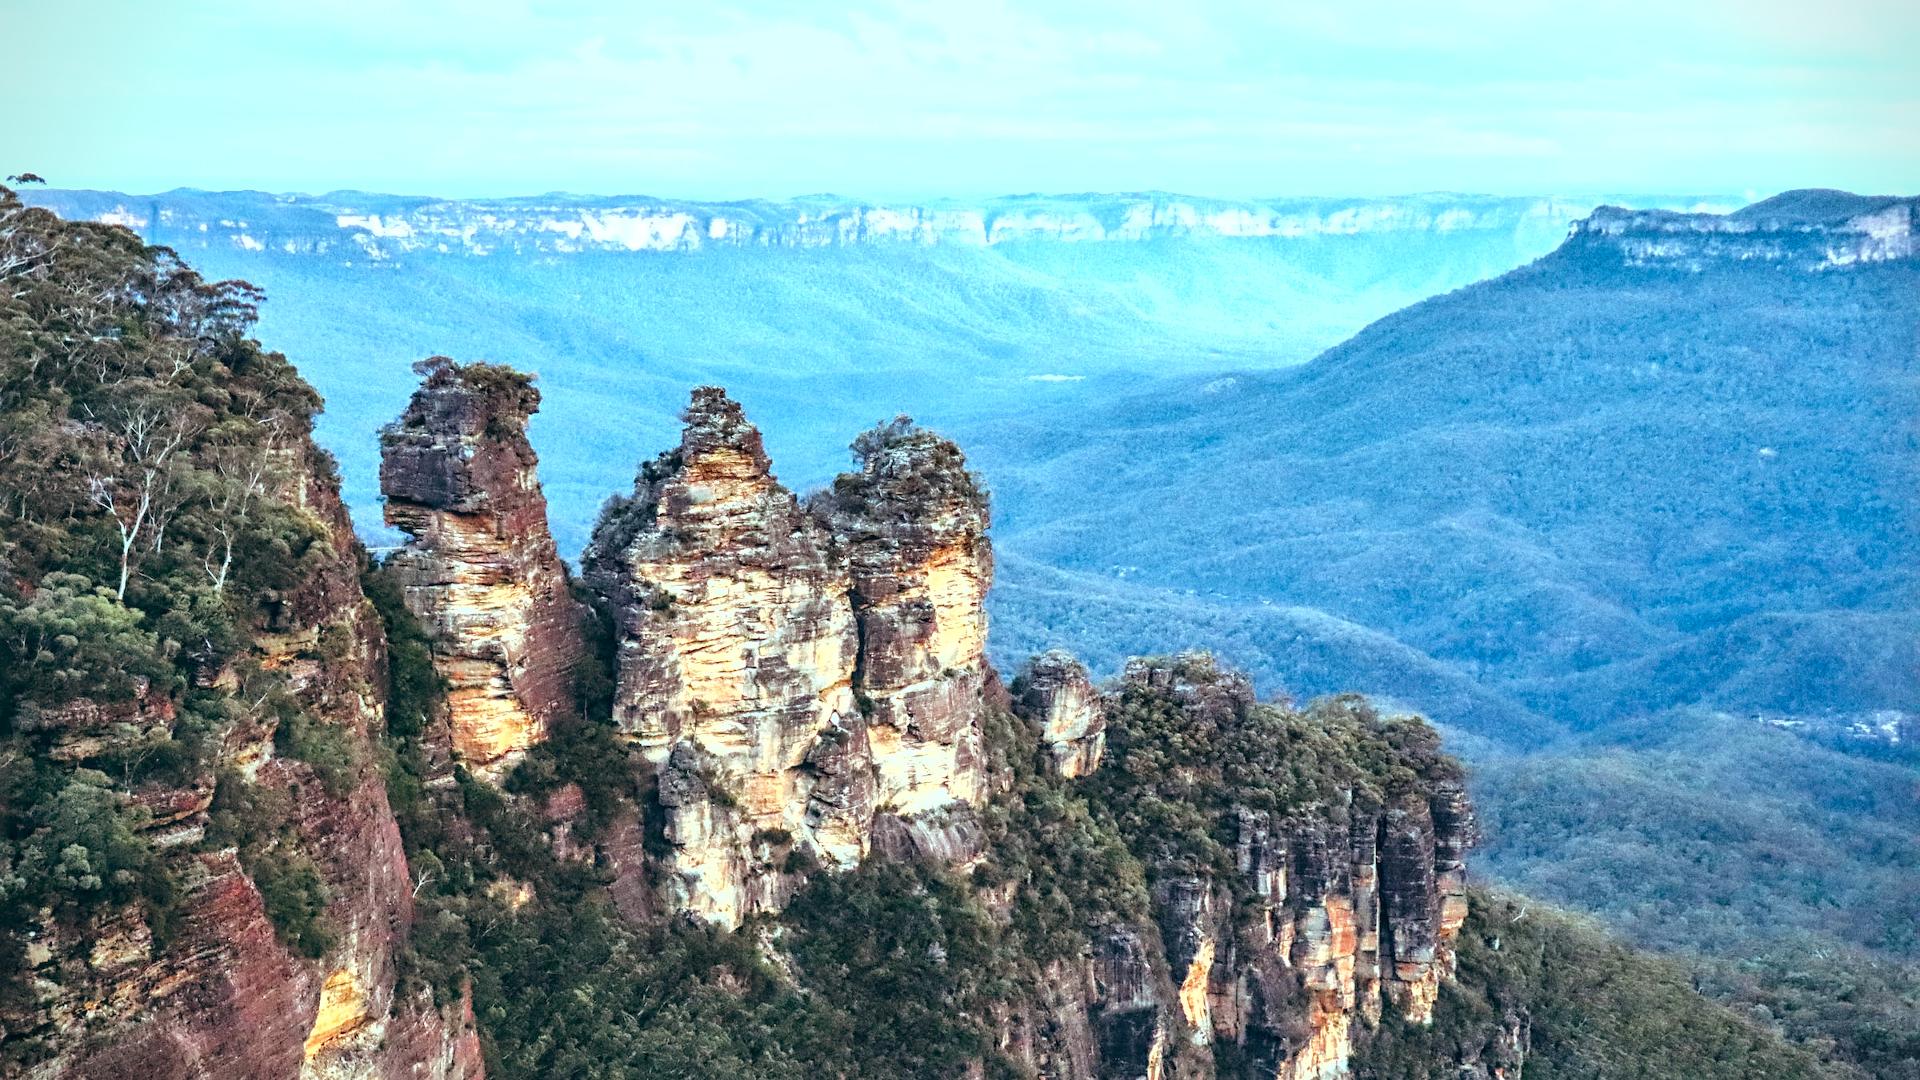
[1572,188,1919,270]
[977,188,1920,736]
[26,187,1735,258]
[19,185,1734,565]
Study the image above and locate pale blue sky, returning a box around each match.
[7,0,1917,199]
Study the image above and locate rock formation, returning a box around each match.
[12,443,482,1080]
[821,416,993,814]
[583,388,873,924]
[380,357,586,780]
[1572,189,1918,270]
[582,393,999,927]
[1014,650,1106,778]
[1133,658,1473,1079]
[1007,654,1476,1080]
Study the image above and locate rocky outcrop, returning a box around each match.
[583,388,872,925]
[822,416,993,815]
[582,394,999,927]
[380,357,586,780]
[1571,190,1919,270]
[1015,650,1106,778]
[1027,655,1476,1080]
[13,446,481,1080]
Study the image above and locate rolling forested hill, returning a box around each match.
[972,191,1920,1076]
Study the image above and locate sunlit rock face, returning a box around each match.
[583,387,873,926]
[1111,656,1476,1080]
[822,417,993,815]
[582,393,1000,928]
[1014,650,1106,778]
[380,357,586,780]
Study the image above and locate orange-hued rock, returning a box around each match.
[16,446,478,1080]
[585,387,872,926]
[380,357,587,780]
[1013,651,1106,778]
[824,418,993,814]
[1105,656,1476,1080]
[584,394,999,928]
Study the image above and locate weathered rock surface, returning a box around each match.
[14,446,480,1080]
[1010,654,1477,1080]
[584,388,873,925]
[1572,190,1918,270]
[1015,650,1106,778]
[582,394,1001,927]
[823,416,994,814]
[380,357,586,780]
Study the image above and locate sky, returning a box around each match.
[6,0,1918,200]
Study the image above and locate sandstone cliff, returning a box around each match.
[1014,650,1106,779]
[8,445,481,1080]
[379,357,587,780]
[820,416,993,815]
[580,392,998,927]
[1001,654,1475,1080]
[3,184,1815,1080]
[582,388,872,924]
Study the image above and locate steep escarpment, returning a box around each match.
[0,187,479,1078]
[379,356,587,780]
[2,182,1824,1080]
[1569,189,1917,270]
[1053,656,1474,1079]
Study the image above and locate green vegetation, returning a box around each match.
[1081,655,1460,894]
[1476,713,1920,1078]
[0,183,362,1008]
[1,182,1886,1077]
[1356,890,1834,1079]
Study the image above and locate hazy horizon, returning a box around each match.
[21,182,1767,204]
[8,0,1917,200]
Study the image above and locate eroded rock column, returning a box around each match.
[583,387,870,926]
[824,417,993,814]
[380,357,587,781]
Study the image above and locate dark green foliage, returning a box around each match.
[1700,945,1920,1080]
[0,769,176,928]
[410,355,540,440]
[273,706,360,798]
[1082,656,1455,890]
[362,559,439,739]
[1356,889,1834,1080]
[202,771,334,957]
[826,415,989,525]
[1475,713,1920,1077]
[0,574,177,715]
[0,183,369,1000]
[974,706,1150,962]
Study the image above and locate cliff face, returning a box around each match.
[823,417,994,815]
[1570,190,1919,270]
[581,392,998,927]
[379,357,587,780]
[1015,650,1106,779]
[582,388,871,924]
[15,450,482,1080]
[26,188,1723,258]
[1002,655,1476,1080]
